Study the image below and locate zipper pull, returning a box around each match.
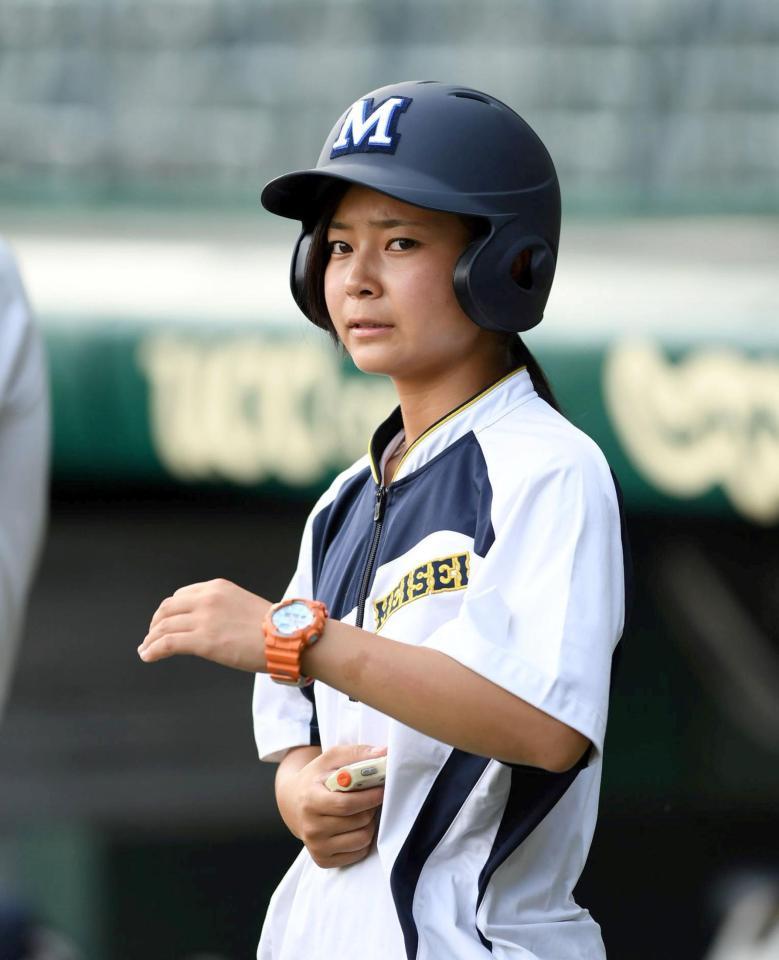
[374,485,387,522]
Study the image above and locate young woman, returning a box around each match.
[139,81,628,959]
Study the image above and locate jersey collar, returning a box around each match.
[368,365,535,485]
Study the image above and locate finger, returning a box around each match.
[327,808,378,836]
[137,632,196,663]
[143,614,194,648]
[149,580,229,626]
[304,780,385,817]
[304,807,377,840]
[149,595,194,629]
[173,578,236,598]
[312,828,377,867]
[173,581,212,596]
[324,822,376,856]
[323,784,385,816]
[313,743,387,776]
[315,848,372,870]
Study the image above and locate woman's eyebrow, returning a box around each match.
[370,217,426,228]
[329,217,427,230]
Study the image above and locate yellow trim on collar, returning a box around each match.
[369,365,528,485]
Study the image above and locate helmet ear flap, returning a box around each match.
[453,222,557,333]
[290,229,313,318]
[523,239,556,296]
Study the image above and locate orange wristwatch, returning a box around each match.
[263,598,329,686]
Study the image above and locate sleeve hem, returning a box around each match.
[256,725,315,764]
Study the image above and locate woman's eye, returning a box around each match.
[328,240,351,255]
[387,238,417,251]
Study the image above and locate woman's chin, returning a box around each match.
[346,346,401,378]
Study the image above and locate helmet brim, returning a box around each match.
[260,165,547,223]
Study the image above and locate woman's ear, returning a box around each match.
[510,248,533,290]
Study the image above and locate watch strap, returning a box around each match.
[263,598,328,687]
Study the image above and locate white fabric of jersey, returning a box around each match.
[0,240,49,721]
[253,367,626,960]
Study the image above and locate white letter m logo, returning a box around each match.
[330,96,411,157]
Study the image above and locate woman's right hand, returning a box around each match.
[275,744,387,869]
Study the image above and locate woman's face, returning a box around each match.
[324,185,492,383]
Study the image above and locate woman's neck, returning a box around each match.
[392,352,513,448]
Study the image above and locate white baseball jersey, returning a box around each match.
[253,366,628,960]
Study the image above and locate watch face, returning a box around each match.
[272,600,315,636]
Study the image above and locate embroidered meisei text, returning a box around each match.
[374,552,470,631]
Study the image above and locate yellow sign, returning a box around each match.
[137,335,396,486]
[604,341,779,524]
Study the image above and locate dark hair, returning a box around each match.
[302,181,563,414]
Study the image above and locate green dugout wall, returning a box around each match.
[45,321,779,526]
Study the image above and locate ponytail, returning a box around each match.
[508,336,563,415]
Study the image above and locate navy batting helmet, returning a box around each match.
[260,80,560,334]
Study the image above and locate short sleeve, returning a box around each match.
[251,455,370,763]
[252,504,320,763]
[423,441,625,761]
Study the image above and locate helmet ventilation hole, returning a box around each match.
[451,91,492,105]
[511,250,533,291]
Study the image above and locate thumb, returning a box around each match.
[316,743,387,773]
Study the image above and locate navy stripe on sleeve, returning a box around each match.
[300,683,320,747]
[390,750,490,960]
[475,757,587,949]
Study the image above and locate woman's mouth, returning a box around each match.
[347,320,394,337]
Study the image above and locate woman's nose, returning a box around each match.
[344,250,381,298]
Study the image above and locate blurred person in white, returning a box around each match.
[0,241,50,960]
[0,239,49,721]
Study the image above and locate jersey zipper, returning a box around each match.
[347,485,388,703]
[355,484,388,629]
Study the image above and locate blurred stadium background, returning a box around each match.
[1,1,777,957]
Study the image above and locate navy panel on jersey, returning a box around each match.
[312,466,374,620]
[299,682,320,747]
[390,750,491,960]
[313,431,496,622]
[382,432,496,562]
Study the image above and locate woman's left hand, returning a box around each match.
[138,578,270,672]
